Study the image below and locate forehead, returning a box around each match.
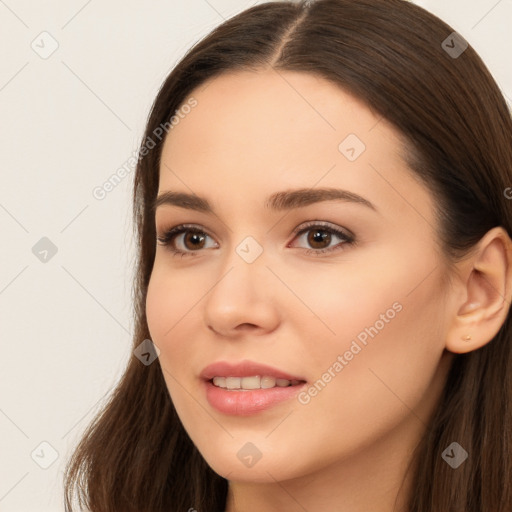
[157,69,433,223]
[162,69,391,163]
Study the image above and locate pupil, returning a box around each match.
[186,232,204,249]
[309,229,330,248]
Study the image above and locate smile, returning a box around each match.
[211,375,303,390]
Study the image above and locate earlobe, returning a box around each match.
[445,227,512,354]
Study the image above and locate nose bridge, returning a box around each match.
[212,234,268,302]
[203,233,279,334]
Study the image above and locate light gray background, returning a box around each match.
[0,1,510,510]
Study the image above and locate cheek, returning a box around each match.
[145,262,203,339]
[146,270,171,342]
[145,267,198,371]
[295,263,448,444]
[145,271,201,413]
[288,242,444,354]
[273,254,405,362]
[289,245,447,403]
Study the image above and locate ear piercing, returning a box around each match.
[462,334,472,341]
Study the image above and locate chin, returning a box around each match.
[202,451,303,483]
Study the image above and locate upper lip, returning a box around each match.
[200,360,307,382]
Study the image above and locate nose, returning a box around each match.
[203,247,281,338]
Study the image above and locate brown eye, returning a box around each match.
[290,222,355,255]
[182,231,207,250]
[157,224,218,257]
[306,229,332,249]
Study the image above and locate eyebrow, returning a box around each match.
[152,187,377,214]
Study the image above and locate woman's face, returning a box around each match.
[146,69,455,483]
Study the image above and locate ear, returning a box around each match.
[445,226,512,354]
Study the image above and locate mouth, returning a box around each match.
[200,359,307,383]
[208,375,305,390]
[200,360,308,416]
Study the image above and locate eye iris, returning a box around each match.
[308,229,331,249]
[184,232,206,250]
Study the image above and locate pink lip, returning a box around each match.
[203,380,307,416]
[200,360,307,416]
[199,359,306,381]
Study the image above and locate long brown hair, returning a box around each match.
[64,0,512,510]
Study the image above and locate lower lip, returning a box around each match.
[204,380,307,416]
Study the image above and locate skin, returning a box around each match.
[145,69,512,512]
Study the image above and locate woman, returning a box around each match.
[64,0,512,510]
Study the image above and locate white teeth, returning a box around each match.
[212,375,300,390]
[225,377,242,389]
[213,376,226,388]
[239,376,261,389]
[261,376,276,388]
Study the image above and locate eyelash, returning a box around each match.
[156,221,356,258]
